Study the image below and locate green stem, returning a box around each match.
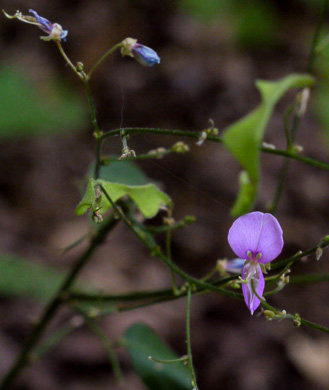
[272,235,329,270]
[78,311,123,383]
[251,281,329,334]
[80,71,103,178]
[186,287,198,390]
[290,273,329,284]
[166,221,178,295]
[87,43,122,79]
[0,215,119,389]
[100,127,329,171]
[55,41,82,79]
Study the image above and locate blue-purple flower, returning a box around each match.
[3,9,68,41]
[228,212,284,315]
[121,38,160,67]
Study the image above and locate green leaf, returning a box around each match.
[223,73,315,215]
[0,67,88,138]
[230,171,256,217]
[76,179,98,216]
[76,179,171,219]
[0,253,65,301]
[91,158,154,186]
[123,323,191,390]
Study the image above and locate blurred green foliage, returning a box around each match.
[0,67,88,138]
[0,253,65,300]
[124,323,191,390]
[178,0,279,47]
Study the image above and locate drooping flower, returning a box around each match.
[3,9,68,41]
[121,38,160,67]
[228,212,284,315]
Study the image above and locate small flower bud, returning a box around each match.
[76,62,84,72]
[171,142,190,153]
[262,142,276,150]
[295,88,310,117]
[183,215,196,224]
[121,38,160,67]
[293,144,304,153]
[163,217,175,226]
[196,131,207,146]
[316,247,323,261]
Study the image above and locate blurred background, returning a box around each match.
[0,0,329,389]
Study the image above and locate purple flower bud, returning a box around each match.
[228,212,284,315]
[121,38,160,67]
[131,44,160,67]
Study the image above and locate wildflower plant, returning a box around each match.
[1,4,329,390]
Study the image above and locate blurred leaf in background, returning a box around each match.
[312,29,329,143]
[178,0,279,48]
[0,253,65,301]
[124,323,191,390]
[0,67,88,139]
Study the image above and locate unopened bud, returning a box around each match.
[171,142,190,153]
[293,144,304,153]
[183,215,196,224]
[196,131,207,146]
[316,247,323,261]
[262,142,276,150]
[76,62,84,72]
[295,88,310,117]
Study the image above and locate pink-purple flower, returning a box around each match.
[228,212,284,315]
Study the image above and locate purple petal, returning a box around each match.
[242,263,264,315]
[228,211,283,263]
[132,44,160,67]
[29,9,53,32]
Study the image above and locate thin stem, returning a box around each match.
[251,281,329,334]
[272,235,329,270]
[79,71,103,178]
[55,41,82,79]
[290,273,329,284]
[186,286,198,390]
[0,215,119,389]
[99,127,329,171]
[166,220,178,295]
[261,147,329,171]
[79,311,123,383]
[87,43,122,79]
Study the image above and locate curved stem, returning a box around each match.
[87,43,122,79]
